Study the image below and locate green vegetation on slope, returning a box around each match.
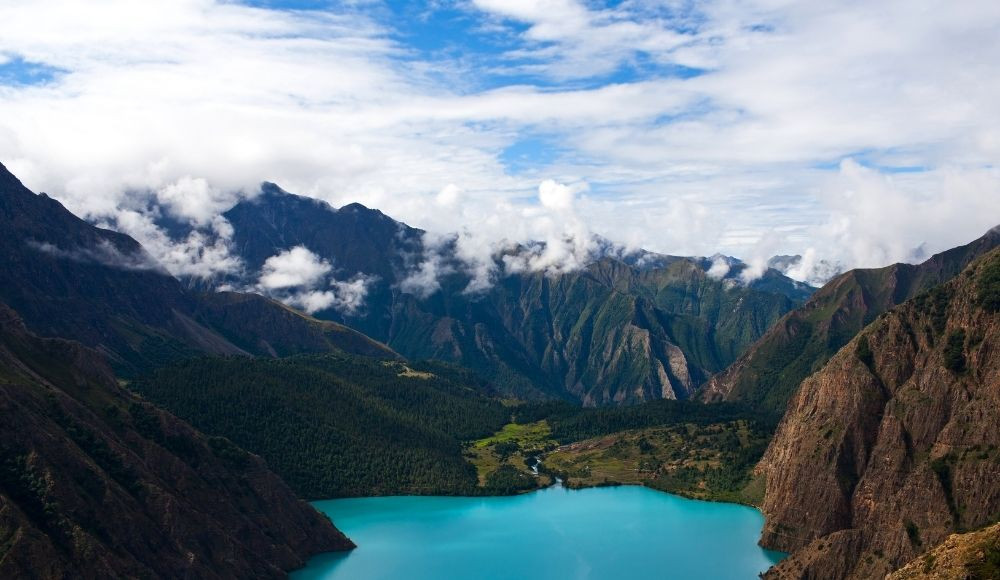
[476,400,778,504]
[130,355,511,498]
[545,421,771,504]
[464,420,557,492]
[525,398,779,442]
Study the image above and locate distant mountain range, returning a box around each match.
[148,181,815,405]
[0,164,395,376]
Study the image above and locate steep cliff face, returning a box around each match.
[0,162,394,375]
[0,302,353,578]
[376,256,801,404]
[757,249,1000,579]
[702,227,1000,414]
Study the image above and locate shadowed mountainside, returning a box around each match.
[0,162,395,376]
[203,185,814,405]
[0,302,353,578]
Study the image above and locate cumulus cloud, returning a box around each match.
[253,245,373,315]
[537,179,575,211]
[2,0,1000,285]
[107,209,243,279]
[258,246,331,290]
[156,176,241,227]
[284,275,373,315]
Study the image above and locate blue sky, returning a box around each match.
[0,0,999,285]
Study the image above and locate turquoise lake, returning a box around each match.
[293,484,785,579]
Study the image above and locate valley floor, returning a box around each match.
[466,418,770,506]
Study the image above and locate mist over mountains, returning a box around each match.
[108,178,817,404]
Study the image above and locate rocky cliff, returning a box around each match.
[701,227,1000,414]
[0,302,353,578]
[757,248,1000,579]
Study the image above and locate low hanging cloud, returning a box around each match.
[399,233,455,299]
[400,178,601,297]
[107,209,243,280]
[156,176,243,227]
[705,255,732,280]
[255,245,373,315]
[258,246,332,290]
[27,239,161,272]
[284,275,374,315]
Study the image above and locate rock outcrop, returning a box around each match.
[887,521,1000,579]
[758,249,1000,579]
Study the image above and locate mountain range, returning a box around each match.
[701,226,1000,414]
[0,164,394,377]
[160,182,814,405]
[2,158,998,579]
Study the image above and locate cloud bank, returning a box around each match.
[0,0,998,290]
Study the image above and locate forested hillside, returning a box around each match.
[131,355,512,497]
[0,302,352,578]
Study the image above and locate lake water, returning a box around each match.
[294,484,785,579]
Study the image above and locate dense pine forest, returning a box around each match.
[130,355,513,498]
[132,353,781,500]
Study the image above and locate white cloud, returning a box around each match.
[107,209,243,279]
[538,179,575,211]
[285,274,373,315]
[400,233,453,298]
[257,246,331,290]
[157,176,240,226]
[706,256,731,280]
[254,245,373,314]
[0,0,999,285]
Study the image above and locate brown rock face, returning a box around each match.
[758,249,1000,579]
[888,521,1000,579]
[701,227,1000,415]
[0,302,353,578]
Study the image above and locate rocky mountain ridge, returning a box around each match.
[757,248,1000,579]
[701,226,1000,414]
[167,183,815,405]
